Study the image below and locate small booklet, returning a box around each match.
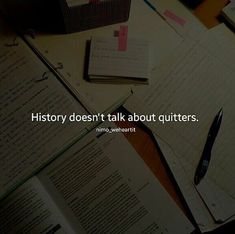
[88,37,150,84]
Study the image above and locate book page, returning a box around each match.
[125,24,235,231]
[37,122,194,234]
[0,20,89,198]
[0,177,75,234]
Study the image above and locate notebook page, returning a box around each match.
[193,24,235,221]
[88,37,149,79]
[125,24,235,228]
[136,26,235,197]
[196,178,235,222]
[156,135,231,232]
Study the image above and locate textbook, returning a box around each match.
[0,122,194,234]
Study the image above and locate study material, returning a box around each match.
[24,0,183,114]
[0,19,90,199]
[124,24,235,232]
[88,36,150,84]
[194,108,223,185]
[0,122,194,234]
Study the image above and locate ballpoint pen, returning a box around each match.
[194,108,223,185]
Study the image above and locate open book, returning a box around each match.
[0,122,193,234]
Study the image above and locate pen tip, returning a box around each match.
[218,108,223,118]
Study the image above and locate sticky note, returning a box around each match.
[118,25,128,51]
[163,10,186,26]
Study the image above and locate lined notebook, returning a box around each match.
[88,37,150,84]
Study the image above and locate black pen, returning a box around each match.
[194,108,223,185]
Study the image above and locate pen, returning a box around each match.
[143,0,166,22]
[194,108,223,185]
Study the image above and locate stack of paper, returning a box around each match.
[88,37,150,84]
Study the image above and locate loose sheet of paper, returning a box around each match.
[125,24,235,232]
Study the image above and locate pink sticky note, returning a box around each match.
[118,25,128,51]
[163,10,186,26]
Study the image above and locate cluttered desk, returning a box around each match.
[0,0,235,233]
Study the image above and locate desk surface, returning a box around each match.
[194,0,229,28]
[119,0,233,233]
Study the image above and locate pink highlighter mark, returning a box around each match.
[163,10,186,26]
[118,25,128,51]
